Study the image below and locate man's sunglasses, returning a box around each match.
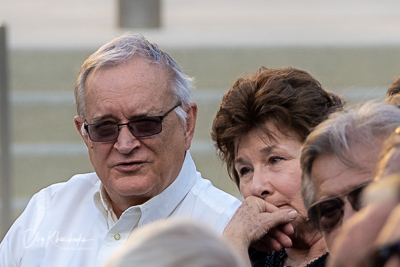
[84,102,181,142]
[307,182,370,232]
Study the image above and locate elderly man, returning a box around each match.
[0,34,241,266]
[301,101,400,251]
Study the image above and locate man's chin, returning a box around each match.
[108,179,157,198]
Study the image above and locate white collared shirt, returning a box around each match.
[0,152,241,267]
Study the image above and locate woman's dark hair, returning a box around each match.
[211,67,344,187]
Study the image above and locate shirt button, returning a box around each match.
[114,233,121,240]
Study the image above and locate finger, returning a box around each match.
[279,221,295,236]
[244,196,280,213]
[259,199,281,213]
[252,235,284,253]
[259,209,297,230]
[268,227,293,248]
[254,209,297,249]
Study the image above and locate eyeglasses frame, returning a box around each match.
[83,102,182,142]
[307,182,370,232]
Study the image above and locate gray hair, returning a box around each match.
[104,218,246,267]
[74,33,193,122]
[301,101,400,210]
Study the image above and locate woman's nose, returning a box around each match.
[249,169,275,199]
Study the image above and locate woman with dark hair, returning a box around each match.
[212,67,344,267]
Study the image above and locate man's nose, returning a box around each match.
[114,125,140,154]
[342,200,358,225]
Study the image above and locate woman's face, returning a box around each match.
[234,124,312,235]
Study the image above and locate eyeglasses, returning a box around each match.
[370,241,400,267]
[307,182,370,232]
[84,102,181,142]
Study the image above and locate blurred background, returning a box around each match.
[1,0,400,239]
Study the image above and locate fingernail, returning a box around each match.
[288,210,297,219]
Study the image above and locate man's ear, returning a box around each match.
[74,116,90,147]
[184,102,198,150]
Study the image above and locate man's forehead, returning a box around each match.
[83,60,172,120]
[311,153,374,201]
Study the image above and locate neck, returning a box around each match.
[284,231,328,267]
[101,186,150,218]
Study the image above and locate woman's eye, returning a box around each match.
[239,167,251,177]
[269,156,283,165]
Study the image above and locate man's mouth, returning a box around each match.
[114,161,145,172]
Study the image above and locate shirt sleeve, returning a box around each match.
[0,186,53,266]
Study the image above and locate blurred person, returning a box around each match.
[364,130,400,267]
[104,218,247,267]
[321,127,400,267]
[301,101,400,252]
[0,34,241,266]
[212,67,344,266]
[326,174,400,267]
[375,127,400,180]
[372,202,400,267]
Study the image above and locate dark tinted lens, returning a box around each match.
[128,117,162,137]
[347,184,368,211]
[313,198,343,232]
[89,123,118,141]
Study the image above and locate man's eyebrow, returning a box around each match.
[89,115,114,124]
[89,111,152,123]
[129,112,152,120]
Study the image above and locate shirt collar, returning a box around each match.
[93,184,118,228]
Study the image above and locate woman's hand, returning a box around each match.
[223,196,297,264]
